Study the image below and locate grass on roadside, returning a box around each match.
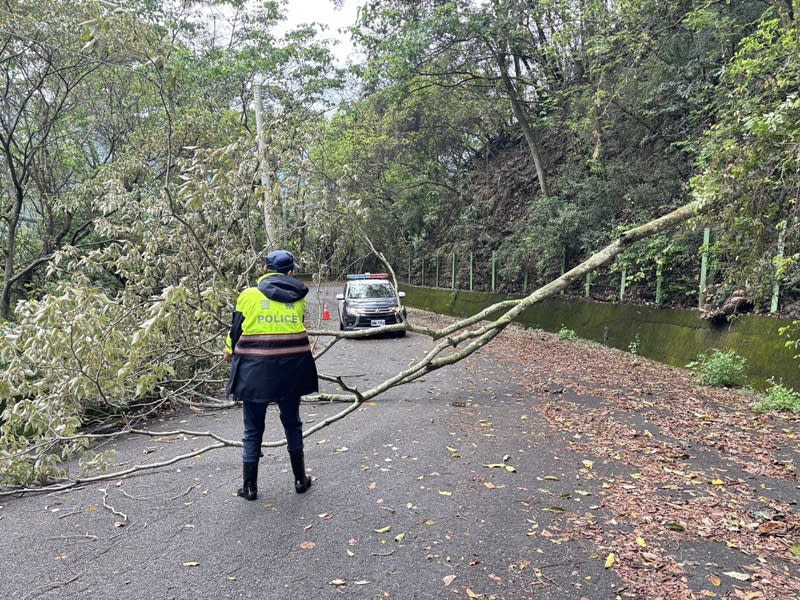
[556,325,578,341]
[754,381,800,414]
[687,349,747,388]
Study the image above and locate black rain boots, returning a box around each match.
[289,449,312,494]
[236,462,258,501]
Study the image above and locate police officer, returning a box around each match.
[224,249,318,499]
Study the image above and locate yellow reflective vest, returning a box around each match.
[225,272,318,401]
[225,273,309,355]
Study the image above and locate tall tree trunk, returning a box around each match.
[496,53,550,198]
[254,84,279,249]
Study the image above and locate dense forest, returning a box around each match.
[1,0,799,483]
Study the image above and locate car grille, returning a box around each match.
[355,313,399,324]
[359,307,394,315]
[352,310,401,327]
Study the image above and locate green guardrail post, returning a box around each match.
[699,226,710,307]
[655,258,664,305]
[620,266,627,301]
[491,251,497,293]
[469,252,474,291]
[771,220,787,313]
[523,271,528,294]
[584,272,592,297]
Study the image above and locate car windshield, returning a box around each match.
[347,282,395,300]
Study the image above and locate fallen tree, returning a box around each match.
[0,198,705,496]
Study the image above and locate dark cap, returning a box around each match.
[265,249,296,273]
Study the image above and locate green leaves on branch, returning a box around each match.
[692,18,800,302]
[0,282,211,479]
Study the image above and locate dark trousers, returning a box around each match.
[241,397,304,463]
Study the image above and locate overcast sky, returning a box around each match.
[283,0,363,64]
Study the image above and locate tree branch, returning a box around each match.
[0,198,706,496]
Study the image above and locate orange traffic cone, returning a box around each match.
[322,301,330,321]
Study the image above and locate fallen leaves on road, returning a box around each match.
[475,324,800,599]
[483,463,517,473]
[446,446,461,459]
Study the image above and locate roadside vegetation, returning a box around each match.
[686,349,800,414]
[687,349,749,388]
[556,326,578,341]
[755,381,800,414]
[1,0,799,489]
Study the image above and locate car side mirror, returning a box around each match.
[398,291,406,298]
[335,293,344,300]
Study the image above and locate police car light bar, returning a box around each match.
[346,273,390,280]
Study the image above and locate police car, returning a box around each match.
[335,273,407,335]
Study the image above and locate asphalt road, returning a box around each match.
[1,285,622,600]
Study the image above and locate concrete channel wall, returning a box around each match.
[399,284,799,391]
